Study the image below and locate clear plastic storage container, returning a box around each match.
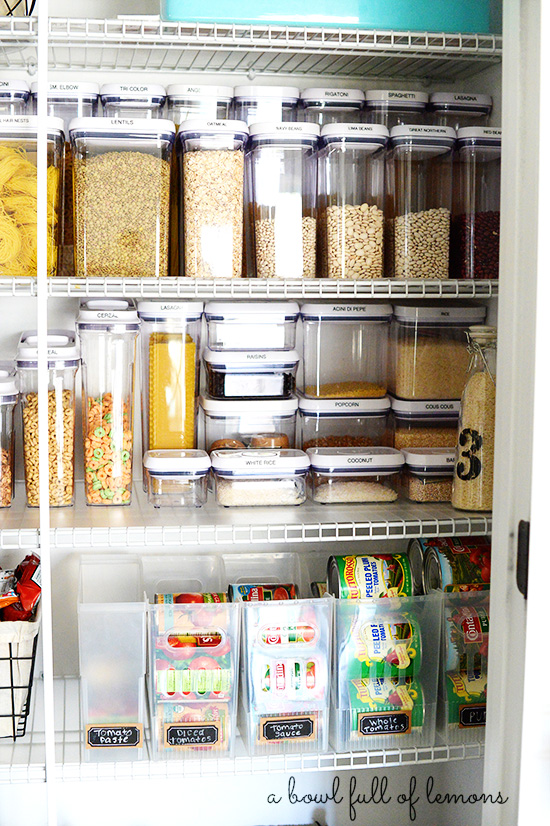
[176,120,248,279]
[211,449,309,507]
[301,303,392,398]
[69,117,174,278]
[76,300,140,506]
[100,83,166,118]
[204,301,299,351]
[0,372,17,508]
[364,90,429,129]
[299,396,391,450]
[390,304,486,400]
[200,396,298,451]
[17,331,79,508]
[144,449,210,507]
[429,93,493,132]
[450,128,501,280]
[249,123,319,279]
[299,88,364,126]
[307,446,403,504]
[166,84,233,125]
[232,85,299,125]
[203,349,299,400]
[386,126,456,279]
[318,124,388,279]
[0,79,29,115]
[400,448,455,503]
[391,397,460,450]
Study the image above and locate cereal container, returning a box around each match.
[450,128,501,280]
[400,448,455,503]
[429,93,493,132]
[204,301,299,351]
[76,300,140,507]
[211,449,309,507]
[200,396,298,452]
[166,84,233,125]
[364,90,429,129]
[385,126,456,279]
[318,124,388,279]
[100,83,166,118]
[143,449,210,508]
[307,446,404,504]
[0,371,18,508]
[176,120,248,279]
[300,303,392,398]
[391,397,461,450]
[299,88,364,126]
[69,117,174,278]
[232,85,299,125]
[17,331,79,508]
[0,79,29,115]
[298,396,391,450]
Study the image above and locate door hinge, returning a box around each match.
[516,519,530,598]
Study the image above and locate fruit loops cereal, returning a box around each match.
[84,393,132,505]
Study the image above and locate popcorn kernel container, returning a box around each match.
[0,372,18,508]
[77,300,140,506]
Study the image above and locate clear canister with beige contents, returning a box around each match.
[16,331,79,508]
[0,371,18,508]
[391,397,460,450]
[318,123,388,279]
[307,446,404,504]
[176,120,248,279]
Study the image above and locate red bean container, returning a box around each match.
[450,128,501,280]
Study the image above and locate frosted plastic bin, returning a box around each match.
[300,88,364,126]
[400,448,455,503]
[204,301,299,351]
[200,396,298,451]
[299,396,391,450]
[391,397,460,450]
[307,446,404,504]
[0,80,29,115]
[0,372,17,508]
[100,83,166,119]
[232,86,299,125]
[211,449,309,507]
[166,84,233,125]
[204,349,299,400]
[429,93,493,131]
[143,449,210,508]
[364,90,428,130]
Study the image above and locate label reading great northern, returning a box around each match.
[329,554,415,598]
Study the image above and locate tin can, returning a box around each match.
[155,592,228,604]
[328,554,416,599]
[346,614,422,679]
[444,602,489,674]
[260,624,316,645]
[228,583,298,602]
[420,537,491,593]
[261,659,317,695]
[311,581,327,598]
[350,676,424,736]
[445,670,487,729]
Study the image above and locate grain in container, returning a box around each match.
[204,301,299,351]
[100,83,166,119]
[143,449,210,508]
[307,446,404,504]
[211,449,309,507]
[17,331,79,508]
[69,117,174,278]
[301,303,392,399]
[76,300,140,507]
[299,396,390,450]
[203,349,299,400]
[176,119,247,279]
[232,85,299,125]
[389,304,486,401]
[450,128,501,280]
[300,88,365,126]
[248,123,319,279]
[0,115,63,277]
[318,124,387,279]
[0,372,18,508]
[400,448,455,503]
[166,84,233,125]
[429,93,493,132]
[364,90,429,130]
[391,398,460,450]
[386,126,456,279]
[200,396,298,451]
[0,79,29,115]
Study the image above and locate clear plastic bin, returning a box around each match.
[203,349,299,400]
[299,396,391,450]
[429,93,493,132]
[204,301,299,351]
[232,85,299,125]
[307,446,403,504]
[143,449,210,507]
[389,304,486,400]
[400,448,455,503]
[318,124,388,279]
[249,123,319,279]
[0,79,29,115]
[200,396,298,452]
[211,448,309,507]
[301,303,392,398]
[386,126,456,279]
[166,84,233,125]
[364,90,429,130]
[69,117,174,278]
[0,373,17,508]
[17,331,79,508]
[299,88,364,126]
[100,83,166,119]
[391,397,460,450]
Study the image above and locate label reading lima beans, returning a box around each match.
[260,716,315,742]
[86,724,142,749]
[358,711,411,736]
[165,722,220,747]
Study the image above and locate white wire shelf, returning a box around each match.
[0,16,36,71]
[0,678,45,785]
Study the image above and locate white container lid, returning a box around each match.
[100,83,166,100]
[69,116,175,137]
[31,80,100,99]
[298,396,390,415]
[248,122,320,141]
[392,304,486,325]
[402,447,455,474]
[0,374,18,401]
[307,446,404,473]
[137,300,203,321]
[176,118,248,138]
[301,303,392,320]
[204,301,299,320]
[0,115,64,136]
[320,123,389,142]
[234,85,300,100]
[200,396,298,415]
[143,449,210,474]
[390,124,456,145]
[204,348,299,369]
[0,79,30,95]
[77,299,140,328]
[457,126,502,143]
[301,87,365,104]
[430,92,493,110]
[167,84,233,101]
[211,448,309,475]
[17,331,80,367]
[390,397,460,417]
[365,90,429,107]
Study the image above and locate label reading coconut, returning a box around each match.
[86,724,142,749]
[358,711,411,736]
[260,715,316,742]
[164,722,220,748]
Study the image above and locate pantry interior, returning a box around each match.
[0,0,546,824]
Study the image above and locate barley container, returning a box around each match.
[232,85,299,125]
[391,398,461,450]
[204,301,299,351]
[307,446,404,504]
[301,303,392,399]
[299,88,364,126]
[166,84,233,125]
[390,304,486,401]
[143,449,210,508]
[0,79,29,115]
[429,93,492,132]
[385,126,456,279]
[0,372,18,508]
[177,120,248,279]
[400,448,455,503]
[70,117,174,278]
[211,449,309,507]
[299,396,390,450]
[249,123,319,279]
[450,128,501,280]
[76,300,140,507]
[200,396,298,452]
[100,83,166,118]
[364,90,429,130]
[203,349,299,400]
[17,331,79,508]
[318,124,387,279]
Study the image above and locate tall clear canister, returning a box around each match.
[299,88,364,126]
[166,85,233,125]
[0,371,18,508]
[364,90,429,129]
[232,85,299,125]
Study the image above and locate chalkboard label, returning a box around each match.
[459,704,486,728]
[357,711,411,736]
[164,722,220,748]
[86,724,143,749]
[260,716,316,743]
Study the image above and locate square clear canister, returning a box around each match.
[0,80,29,115]
[299,396,391,450]
[99,83,166,119]
[200,396,298,452]
[299,88,365,126]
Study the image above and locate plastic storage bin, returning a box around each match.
[299,396,391,450]
[232,85,299,125]
[318,124,388,279]
[0,80,29,115]
[203,349,299,400]
[301,303,392,398]
[364,90,429,130]
[69,117,174,278]
[17,331,79,508]
[300,88,364,126]
[200,396,298,451]
[390,304,486,400]
[249,123,319,279]
[177,120,247,279]
[391,397,460,449]
[204,301,299,351]
[0,372,17,508]
[400,448,455,503]
[307,446,404,504]
[211,449,309,507]
[100,83,166,119]
[166,84,233,125]
[429,93,493,131]
[450,128,501,280]
[76,300,140,506]
[143,449,210,507]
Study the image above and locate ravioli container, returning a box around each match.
[300,87,364,126]
[364,90,429,130]
[391,398,460,450]
[299,396,390,450]
[429,93,493,132]
[211,449,309,507]
[0,79,29,115]
[166,84,233,125]
[204,349,299,400]
[200,396,298,452]
[400,448,455,503]
[307,446,403,504]
[143,449,210,508]
[204,301,299,351]
[232,85,299,125]
[100,83,166,118]
[0,372,18,508]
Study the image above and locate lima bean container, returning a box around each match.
[364,90,429,130]
[232,85,299,125]
[299,88,364,126]
[429,93,492,132]
[100,83,166,118]
[0,79,29,115]
[166,84,233,125]
[0,371,18,508]
[318,124,388,279]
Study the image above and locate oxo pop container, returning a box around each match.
[76,300,140,506]
[429,93,493,132]
[299,396,391,450]
[17,331,79,508]
[200,396,298,452]
[69,117,174,278]
[0,372,18,508]
[232,85,299,125]
[391,397,460,450]
[300,88,365,126]
[307,446,404,504]
[100,83,166,119]
[400,448,455,503]
[0,79,29,115]
[364,90,429,130]
[204,302,299,351]
[211,449,309,507]
[203,349,299,401]
[166,84,233,125]
[301,303,392,399]
[450,128,501,280]
[143,450,210,508]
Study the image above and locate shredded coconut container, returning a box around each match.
[211,448,309,507]
[307,446,404,504]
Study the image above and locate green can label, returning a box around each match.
[350,616,422,679]
[421,537,491,593]
[350,677,424,734]
[331,554,413,599]
[445,671,487,728]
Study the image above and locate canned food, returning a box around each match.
[421,537,491,593]
[445,670,487,728]
[259,624,316,646]
[261,659,317,694]
[311,581,327,598]
[347,614,422,679]
[350,676,424,736]
[328,553,416,598]
[228,583,298,602]
[155,592,228,604]
[444,603,489,674]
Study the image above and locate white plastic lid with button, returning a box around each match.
[200,396,298,415]
[307,446,404,474]
[301,87,364,104]
[16,330,80,368]
[233,85,300,100]
[320,122,389,145]
[298,396,390,416]
[402,447,455,475]
[211,448,309,476]
[392,304,487,325]
[176,119,248,139]
[166,84,233,101]
[301,303,392,321]
[137,301,203,321]
[365,90,429,108]
[204,301,299,320]
[430,92,492,112]
[31,80,100,100]
[76,299,140,330]
[390,397,460,418]
[456,127,502,146]
[390,124,456,148]
[248,122,320,142]
[0,79,30,98]
[100,83,166,102]
[143,449,211,476]
[203,349,299,370]
[68,117,175,138]
[0,115,64,137]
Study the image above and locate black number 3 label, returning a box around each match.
[456,428,483,481]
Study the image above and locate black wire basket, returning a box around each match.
[2,1,37,15]
[0,629,39,741]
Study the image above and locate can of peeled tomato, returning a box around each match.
[228,583,298,602]
[420,537,491,593]
[346,614,422,679]
[445,670,487,729]
[155,592,228,604]
[328,553,416,599]
[350,676,424,737]
[311,581,327,598]
[260,623,317,645]
[444,602,489,674]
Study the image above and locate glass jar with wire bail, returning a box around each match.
[318,123,388,279]
[452,326,497,512]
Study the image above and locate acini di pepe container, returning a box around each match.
[307,447,404,504]
[211,449,309,507]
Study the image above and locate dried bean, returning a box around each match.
[254,216,316,279]
[323,203,384,279]
[401,472,453,502]
[450,211,500,279]
[22,390,75,507]
[390,207,450,279]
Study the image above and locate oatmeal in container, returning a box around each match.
[400,448,455,503]
[211,449,309,507]
[307,446,404,504]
